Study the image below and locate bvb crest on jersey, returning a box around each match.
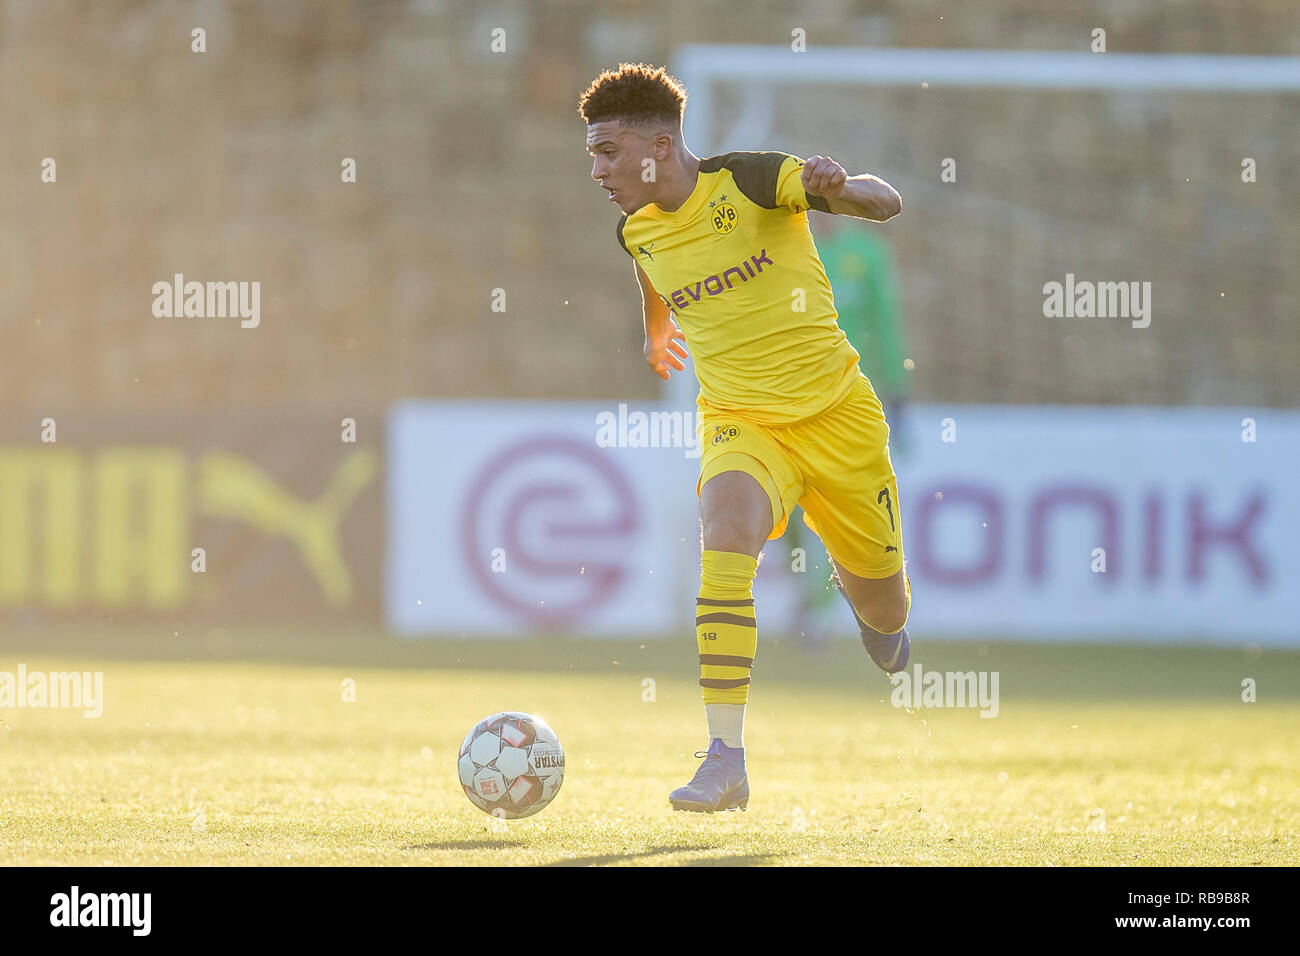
[709,195,738,235]
[711,423,741,445]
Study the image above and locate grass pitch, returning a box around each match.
[1,632,1297,866]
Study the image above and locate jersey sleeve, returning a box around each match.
[775,154,831,214]
[723,151,832,214]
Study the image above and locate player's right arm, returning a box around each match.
[636,260,688,380]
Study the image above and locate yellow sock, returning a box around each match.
[697,550,758,705]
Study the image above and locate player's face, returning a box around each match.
[587,122,647,213]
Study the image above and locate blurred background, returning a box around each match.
[1,0,1297,649]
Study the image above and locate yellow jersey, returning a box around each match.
[617,151,862,426]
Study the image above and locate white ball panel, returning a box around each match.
[495,745,529,780]
[457,752,477,788]
[469,730,501,767]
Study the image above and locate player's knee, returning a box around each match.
[857,598,908,635]
[700,473,771,556]
[701,511,766,556]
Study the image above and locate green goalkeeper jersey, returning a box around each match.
[815,226,908,398]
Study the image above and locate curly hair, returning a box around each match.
[577,62,688,129]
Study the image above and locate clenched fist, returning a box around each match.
[801,155,847,200]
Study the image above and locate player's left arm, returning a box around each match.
[802,156,901,221]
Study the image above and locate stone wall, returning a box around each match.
[1,0,1295,409]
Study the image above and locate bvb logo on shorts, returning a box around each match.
[709,200,738,235]
[711,423,741,446]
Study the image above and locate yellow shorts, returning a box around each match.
[696,374,904,579]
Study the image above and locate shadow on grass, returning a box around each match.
[682,854,784,866]
[543,844,787,867]
[405,839,528,851]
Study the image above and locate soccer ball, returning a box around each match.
[457,711,565,819]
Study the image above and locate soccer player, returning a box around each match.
[578,63,911,813]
